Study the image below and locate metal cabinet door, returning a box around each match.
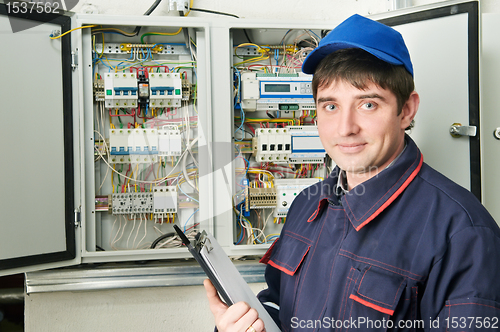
[376,1,480,199]
[0,4,80,276]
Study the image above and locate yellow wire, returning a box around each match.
[233,55,269,67]
[146,28,183,37]
[184,0,194,16]
[234,43,267,54]
[112,164,116,193]
[92,28,137,37]
[50,25,97,39]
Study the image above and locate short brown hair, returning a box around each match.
[312,48,415,129]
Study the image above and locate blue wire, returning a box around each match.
[157,43,186,46]
[242,157,250,177]
[177,173,200,204]
[233,67,246,142]
[266,235,279,243]
[282,30,291,45]
[235,205,245,244]
[308,29,321,40]
[184,209,199,231]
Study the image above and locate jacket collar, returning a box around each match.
[308,135,423,231]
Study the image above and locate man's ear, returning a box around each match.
[400,91,419,129]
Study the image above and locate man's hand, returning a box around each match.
[204,279,266,332]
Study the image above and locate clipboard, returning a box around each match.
[173,225,280,332]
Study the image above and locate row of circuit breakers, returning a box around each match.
[95,72,191,108]
[108,126,181,164]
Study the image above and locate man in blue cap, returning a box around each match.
[205,14,500,331]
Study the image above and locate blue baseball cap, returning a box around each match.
[302,14,413,76]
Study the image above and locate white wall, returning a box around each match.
[25,1,500,331]
[73,0,500,20]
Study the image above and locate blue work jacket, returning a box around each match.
[258,135,500,331]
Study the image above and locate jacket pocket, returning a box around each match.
[265,232,312,329]
[342,266,407,331]
[267,231,311,276]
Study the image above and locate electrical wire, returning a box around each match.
[50,25,97,39]
[189,8,239,18]
[140,28,183,44]
[150,232,175,248]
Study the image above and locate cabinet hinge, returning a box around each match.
[71,50,78,71]
[74,207,81,228]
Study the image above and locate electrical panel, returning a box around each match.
[228,26,329,249]
[0,1,483,277]
[81,17,211,261]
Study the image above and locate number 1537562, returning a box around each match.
[6,2,60,15]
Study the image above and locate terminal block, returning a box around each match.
[181,78,192,101]
[93,78,105,101]
[248,187,277,209]
[104,72,138,108]
[109,193,154,215]
[132,192,154,214]
[149,72,182,108]
[153,186,178,216]
[110,193,133,214]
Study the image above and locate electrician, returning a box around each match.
[205,14,500,331]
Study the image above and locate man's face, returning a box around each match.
[316,80,410,182]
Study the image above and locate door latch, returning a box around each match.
[449,123,477,138]
[494,127,500,140]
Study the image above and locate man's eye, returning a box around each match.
[325,104,337,111]
[363,102,376,110]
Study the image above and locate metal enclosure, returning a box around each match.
[76,14,213,263]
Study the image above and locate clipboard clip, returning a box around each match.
[197,231,213,253]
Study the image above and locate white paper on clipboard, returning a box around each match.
[200,233,281,332]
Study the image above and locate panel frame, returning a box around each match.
[0,3,78,274]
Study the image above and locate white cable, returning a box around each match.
[109,216,118,250]
[111,216,123,250]
[126,214,136,248]
[133,214,143,249]
[137,213,148,249]
[181,136,199,191]
[94,129,193,185]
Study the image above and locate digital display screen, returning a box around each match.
[264,84,290,93]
